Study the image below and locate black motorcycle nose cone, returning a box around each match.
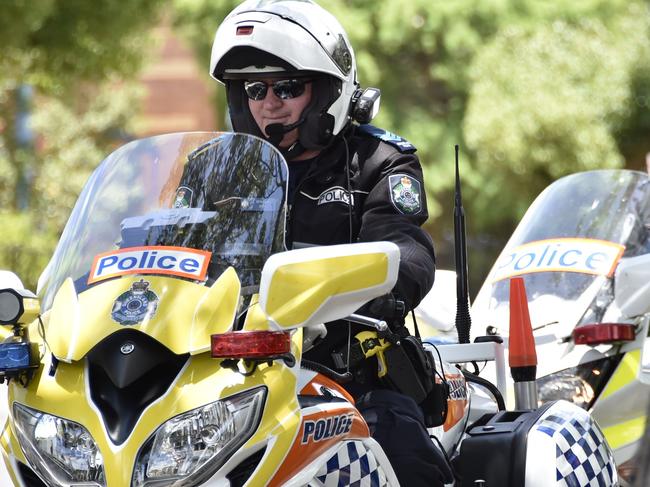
[87,329,188,444]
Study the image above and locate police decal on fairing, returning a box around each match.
[447,376,468,401]
[89,246,212,283]
[111,279,159,326]
[491,237,624,282]
[301,414,354,444]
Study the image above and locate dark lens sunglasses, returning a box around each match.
[244,79,311,101]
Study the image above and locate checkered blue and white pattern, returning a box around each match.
[536,402,617,487]
[308,440,388,487]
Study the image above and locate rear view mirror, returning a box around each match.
[0,289,23,325]
[0,272,41,381]
[615,256,650,385]
[0,271,39,327]
[614,253,650,318]
[258,242,400,329]
[639,316,650,385]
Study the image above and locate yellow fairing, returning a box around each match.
[2,269,308,485]
[6,344,303,486]
[3,248,396,484]
[46,268,241,361]
[598,350,646,451]
[243,330,305,485]
[602,416,646,451]
[599,350,640,402]
[266,253,388,327]
[21,297,40,326]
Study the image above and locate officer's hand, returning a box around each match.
[356,293,406,323]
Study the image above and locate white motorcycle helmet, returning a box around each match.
[210,0,370,154]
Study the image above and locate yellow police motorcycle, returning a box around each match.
[471,170,650,482]
[0,133,618,486]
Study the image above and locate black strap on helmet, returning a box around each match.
[296,76,340,151]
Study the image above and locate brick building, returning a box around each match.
[138,24,217,136]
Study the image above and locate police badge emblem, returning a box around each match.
[388,174,422,215]
[111,279,159,326]
[173,186,193,209]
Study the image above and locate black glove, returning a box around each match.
[357,293,406,324]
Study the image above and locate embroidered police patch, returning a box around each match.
[173,186,193,209]
[317,186,353,206]
[389,174,422,215]
[111,279,159,326]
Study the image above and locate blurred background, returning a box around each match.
[1,0,649,296]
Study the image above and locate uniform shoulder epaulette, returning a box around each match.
[356,124,417,154]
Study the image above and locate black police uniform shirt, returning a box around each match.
[288,124,435,308]
[289,125,436,368]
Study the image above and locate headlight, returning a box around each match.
[132,387,266,487]
[537,355,622,409]
[13,403,105,486]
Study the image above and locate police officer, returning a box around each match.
[210,1,450,485]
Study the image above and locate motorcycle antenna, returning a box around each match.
[454,144,472,344]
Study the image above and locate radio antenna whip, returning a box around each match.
[454,145,472,344]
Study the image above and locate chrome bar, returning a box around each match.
[345,314,388,331]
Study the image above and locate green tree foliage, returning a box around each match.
[464,2,650,231]
[0,0,164,289]
[1,85,143,288]
[0,0,164,93]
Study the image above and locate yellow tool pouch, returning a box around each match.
[355,331,391,378]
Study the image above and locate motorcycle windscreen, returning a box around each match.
[472,170,650,331]
[40,132,288,360]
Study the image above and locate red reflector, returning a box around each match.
[211,331,291,359]
[236,26,254,35]
[573,323,636,346]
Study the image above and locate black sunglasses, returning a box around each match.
[244,79,311,101]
